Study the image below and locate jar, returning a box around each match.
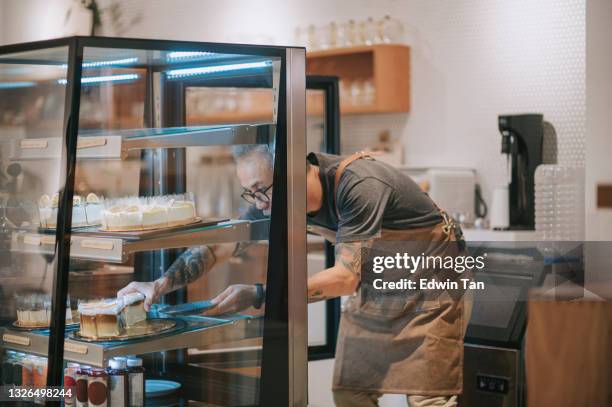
[32,356,47,387]
[75,365,91,407]
[2,351,16,385]
[64,362,80,406]
[126,357,145,407]
[107,358,129,407]
[87,368,108,407]
[12,353,26,387]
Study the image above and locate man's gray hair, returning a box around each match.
[232,145,274,170]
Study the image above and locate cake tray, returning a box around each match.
[70,318,181,342]
[99,217,202,233]
[11,320,79,331]
[93,217,228,237]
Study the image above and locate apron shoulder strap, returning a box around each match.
[334,151,371,218]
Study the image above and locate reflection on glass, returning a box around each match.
[0,46,70,393]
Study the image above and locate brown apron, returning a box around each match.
[331,152,466,395]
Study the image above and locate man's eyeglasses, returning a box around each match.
[241,184,273,205]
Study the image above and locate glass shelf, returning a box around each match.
[0,314,262,368]
[11,219,270,263]
[10,123,275,160]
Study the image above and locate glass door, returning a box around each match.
[0,43,74,404]
[306,76,341,361]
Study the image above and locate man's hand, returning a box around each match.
[203,284,258,316]
[117,279,167,311]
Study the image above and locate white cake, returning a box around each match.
[16,294,73,327]
[101,193,197,231]
[38,192,102,228]
[167,201,197,226]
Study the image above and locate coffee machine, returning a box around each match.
[498,114,543,230]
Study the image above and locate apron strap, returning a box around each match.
[334,151,372,218]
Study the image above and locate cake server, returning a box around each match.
[159,300,215,316]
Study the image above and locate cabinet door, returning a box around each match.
[0,43,75,392]
[306,76,341,361]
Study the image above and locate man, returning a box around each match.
[119,145,469,407]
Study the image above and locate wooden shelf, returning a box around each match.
[307,44,410,114]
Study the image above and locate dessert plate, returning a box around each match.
[145,379,181,398]
[70,318,182,342]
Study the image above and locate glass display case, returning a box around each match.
[0,37,306,406]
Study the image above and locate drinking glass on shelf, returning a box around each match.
[363,80,375,105]
[307,24,319,51]
[380,15,404,44]
[318,23,334,50]
[328,21,338,49]
[344,20,358,47]
[294,26,306,46]
[339,80,350,107]
[350,80,364,106]
[361,17,378,46]
[335,21,347,47]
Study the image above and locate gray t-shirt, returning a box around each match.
[307,152,441,243]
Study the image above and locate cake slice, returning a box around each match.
[78,300,123,338]
[120,292,147,326]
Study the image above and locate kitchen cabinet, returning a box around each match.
[307,44,410,114]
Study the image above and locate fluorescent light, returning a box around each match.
[0,81,36,89]
[57,73,139,85]
[60,57,139,69]
[166,51,215,60]
[82,57,138,68]
[166,61,272,79]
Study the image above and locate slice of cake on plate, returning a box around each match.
[78,299,123,338]
[78,293,148,338]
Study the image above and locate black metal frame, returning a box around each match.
[305,76,341,361]
[0,36,303,406]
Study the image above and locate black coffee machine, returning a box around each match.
[498,114,543,230]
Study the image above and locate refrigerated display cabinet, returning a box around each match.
[0,36,306,406]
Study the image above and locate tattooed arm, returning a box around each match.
[117,243,237,310]
[307,239,373,303]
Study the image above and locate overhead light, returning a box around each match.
[82,57,138,68]
[60,57,139,69]
[165,61,272,79]
[57,73,139,85]
[0,81,36,89]
[166,51,215,60]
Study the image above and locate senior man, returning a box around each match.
[119,145,470,407]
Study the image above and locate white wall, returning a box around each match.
[0,0,586,209]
